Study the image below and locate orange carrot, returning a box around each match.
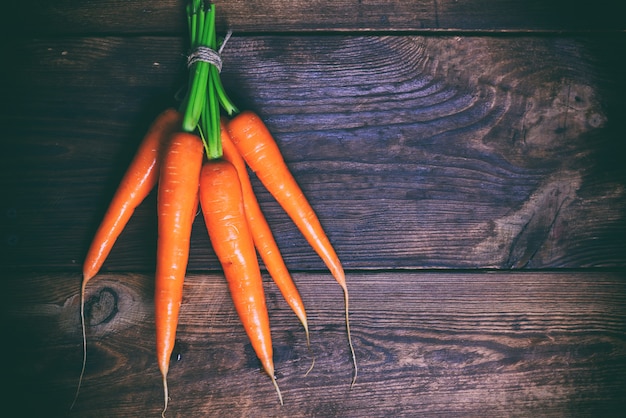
[199,159,283,404]
[227,111,357,384]
[73,108,182,409]
[83,108,182,282]
[155,132,204,416]
[220,121,311,348]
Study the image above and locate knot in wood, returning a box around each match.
[86,287,119,326]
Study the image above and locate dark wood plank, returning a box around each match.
[2,0,625,36]
[2,35,625,272]
[5,271,626,416]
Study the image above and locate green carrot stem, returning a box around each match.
[207,73,221,159]
[181,1,237,159]
[212,67,238,116]
[182,62,209,132]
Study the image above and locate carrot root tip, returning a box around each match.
[304,354,316,377]
[162,374,169,418]
[343,287,358,388]
[271,375,283,406]
[71,279,89,410]
[303,323,316,376]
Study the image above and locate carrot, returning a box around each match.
[73,108,182,409]
[199,159,283,404]
[220,121,312,351]
[83,108,182,282]
[227,111,357,385]
[155,132,204,416]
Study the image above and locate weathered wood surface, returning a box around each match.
[2,1,626,417]
[2,0,626,35]
[2,35,625,271]
[6,271,626,417]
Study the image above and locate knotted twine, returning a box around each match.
[186,30,233,72]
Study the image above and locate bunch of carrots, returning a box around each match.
[74,1,356,415]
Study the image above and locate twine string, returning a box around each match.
[187,30,233,72]
[187,46,222,71]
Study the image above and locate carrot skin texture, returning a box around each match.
[73,109,182,410]
[220,121,309,339]
[155,132,204,412]
[199,160,282,402]
[82,108,182,282]
[227,111,357,384]
[227,111,345,288]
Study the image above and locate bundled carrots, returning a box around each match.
[75,1,355,414]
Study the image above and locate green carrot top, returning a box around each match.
[181,0,238,159]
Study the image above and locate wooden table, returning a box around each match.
[2,1,626,416]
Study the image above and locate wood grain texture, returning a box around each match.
[0,0,626,418]
[2,35,625,271]
[3,2,625,417]
[5,271,626,417]
[2,0,626,36]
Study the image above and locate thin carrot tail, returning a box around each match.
[331,267,357,386]
[270,372,283,406]
[70,278,89,410]
[342,284,357,387]
[299,308,314,375]
[262,357,283,405]
[161,372,169,418]
[304,339,316,377]
[327,266,357,386]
